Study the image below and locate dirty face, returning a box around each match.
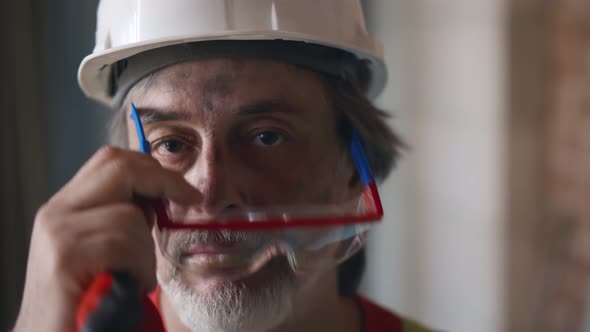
[126,58,360,332]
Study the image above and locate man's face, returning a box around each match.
[126,58,358,331]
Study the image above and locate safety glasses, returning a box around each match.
[130,103,383,279]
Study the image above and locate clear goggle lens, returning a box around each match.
[155,222,372,281]
[153,184,381,280]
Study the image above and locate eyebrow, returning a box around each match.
[136,108,193,125]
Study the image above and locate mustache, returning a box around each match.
[169,230,276,257]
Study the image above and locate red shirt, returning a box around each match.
[142,287,428,332]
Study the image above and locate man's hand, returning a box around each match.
[12,146,200,332]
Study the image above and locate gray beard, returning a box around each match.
[158,266,296,332]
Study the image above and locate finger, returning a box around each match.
[54,146,201,211]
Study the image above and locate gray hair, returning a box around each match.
[109,73,157,148]
[323,75,403,182]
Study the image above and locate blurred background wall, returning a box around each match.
[1,0,107,329]
[2,1,590,331]
[360,1,506,332]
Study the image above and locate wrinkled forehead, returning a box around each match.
[133,58,332,119]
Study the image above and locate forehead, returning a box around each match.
[137,58,330,115]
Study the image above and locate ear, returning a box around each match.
[331,150,364,202]
[348,171,361,191]
[344,165,364,200]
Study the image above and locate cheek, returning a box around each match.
[235,155,327,204]
[238,151,351,204]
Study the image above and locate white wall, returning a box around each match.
[360,1,507,331]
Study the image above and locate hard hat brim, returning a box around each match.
[78,31,387,106]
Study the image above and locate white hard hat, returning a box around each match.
[78,0,387,106]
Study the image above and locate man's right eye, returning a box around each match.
[150,136,198,172]
[153,138,190,156]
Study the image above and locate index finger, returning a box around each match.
[54,147,202,211]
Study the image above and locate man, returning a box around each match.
[13,0,430,331]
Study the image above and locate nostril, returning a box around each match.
[226,204,239,210]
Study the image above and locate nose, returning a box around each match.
[184,141,244,217]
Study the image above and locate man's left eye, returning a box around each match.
[254,131,284,147]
